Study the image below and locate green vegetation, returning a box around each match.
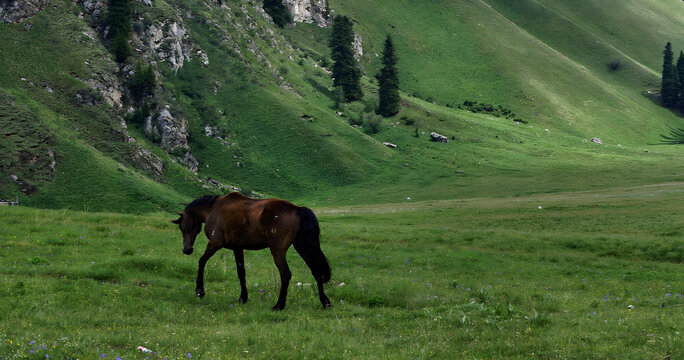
[459,100,525,123]
[329,15,363,101]
[263,0,292,28]
[105,0,133,63]
[129,62,156,102]
[0,0,683,358]
[377,34,400,117]
[661,42,679,108]
[0,184,681,359]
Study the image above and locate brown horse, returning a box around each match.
[172,192,331,310]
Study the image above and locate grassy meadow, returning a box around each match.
[1,182,682,359]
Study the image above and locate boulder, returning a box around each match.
[590,138,602,144]
[383,142,397,148]
[430,132,448,143]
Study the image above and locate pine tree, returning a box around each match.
[329,15,363,102]
[106,0,132,63]
[677,51,684,110]
[661,42,678,107]
[130,62,156,101]
[377,34,400,117]
[263,0,292,28]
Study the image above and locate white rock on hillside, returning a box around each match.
[281,0,331,27]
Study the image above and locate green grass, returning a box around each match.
[0,183,681,359]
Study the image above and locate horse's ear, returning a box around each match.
[171,212,184,224]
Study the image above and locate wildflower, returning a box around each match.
[102,354,106,358]
[187,353,192,358]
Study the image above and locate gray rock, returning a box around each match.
[281,0,331,27]
[430,132,448,143]
[0,0,49,23]
[382,142,397,148]
[590,138,603,144]
[353,32,363,61]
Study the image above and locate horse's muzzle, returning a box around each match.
[183,247,193,255]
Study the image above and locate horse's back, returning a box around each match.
[208,193,301,249]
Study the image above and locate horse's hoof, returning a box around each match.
[238,296,248,304]
[196,289,205,298]
[322,302,332,310]
[271,304,285,311]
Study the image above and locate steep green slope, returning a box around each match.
[0,0,682,212]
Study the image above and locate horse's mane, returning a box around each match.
[185,195,219,212]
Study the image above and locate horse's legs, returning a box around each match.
[234,249,248,304]
[316,280,331,309]
[196,243,220,298]
[270,248,291,311]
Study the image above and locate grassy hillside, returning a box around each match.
[0,184,681,359]
[0,0,682,212]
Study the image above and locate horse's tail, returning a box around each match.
[293,207,331,284]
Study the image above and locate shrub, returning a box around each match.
[608,58,623,71]
[363,114,382,134]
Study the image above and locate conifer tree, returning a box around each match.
[661,42,678,107]
[677,51,684,110]
[377,34,400,117]
[263,0,292,28]
[329,15,363,102]
[106,0,132,63]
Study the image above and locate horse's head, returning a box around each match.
[171,212,202,255]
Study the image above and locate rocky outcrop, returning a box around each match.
[131,147,164,181]
[146,21,194,73]
[77,0,106,24]
[430,132,448,143]
[146,105,189,151]
[282,0,330,27]
[353,32,363,61]
[0,0,49,23]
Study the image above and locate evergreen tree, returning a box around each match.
[111,32,131,63]
[106,0,132,63]
[130,62,156,101]
[329,15,363,102]
[677,51,684,110]
[661,42,678,107]
[377,34,400,117]
[263,0,292,28]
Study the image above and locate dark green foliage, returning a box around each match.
[129,62,156,101]
[660,42,679,108]
[329,15,363,101]
[377,34,400,117]
[106,0,132,63]
[677,51,684,111]
[459,100,527,123]
[607,58,622,71]
[362,114,382,134]
[111,32,131,63]
[126,101,150,126]
[263,0,292,28]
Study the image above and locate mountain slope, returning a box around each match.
[0,0,682,212]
